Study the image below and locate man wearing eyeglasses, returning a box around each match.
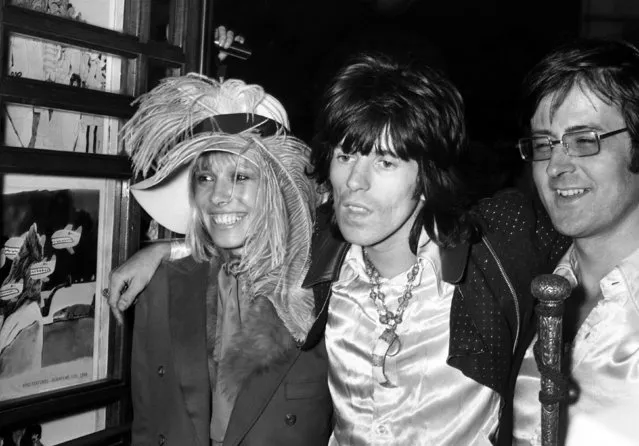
[512,38,639,445]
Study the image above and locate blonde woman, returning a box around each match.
[122,74,331,446]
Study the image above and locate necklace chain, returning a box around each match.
[362,249,421,329]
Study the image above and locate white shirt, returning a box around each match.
[513,245,639,445]
[326,230,500,446]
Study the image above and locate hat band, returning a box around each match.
[192,113,284,137]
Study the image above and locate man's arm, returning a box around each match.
[107,240,190,323]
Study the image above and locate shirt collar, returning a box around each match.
[344,228,447,297]
[554,244,639,306]
[553,245,579,290]
[608,245,639,308]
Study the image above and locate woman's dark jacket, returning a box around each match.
[131,257,333,446]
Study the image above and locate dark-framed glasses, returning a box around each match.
[518,127,628,161]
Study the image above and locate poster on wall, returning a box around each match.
[4,0,126,155]
[3,103,120,155]
[9,0,125,32]
[0,174,114,402]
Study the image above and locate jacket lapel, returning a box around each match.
[440,241,471,284]
[301,215,350,351]
[223,348,301,446]
[168,258,212,446]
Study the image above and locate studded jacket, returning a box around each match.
[300,188,571,445]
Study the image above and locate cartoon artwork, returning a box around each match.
[0,186,99,400]
[52,225,82,254]
[4,232,27,261]
[1,224,47,307]
[0,224,48,377]
[0,280,23,301]
[29,254,57,281]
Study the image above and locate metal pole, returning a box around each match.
[198,0,209,74]
[531,274,571,446]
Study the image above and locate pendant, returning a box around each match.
[388,335,401,356]
[381,328,402,356]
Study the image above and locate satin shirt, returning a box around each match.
[325,231,500,446]
[513,245,639,445]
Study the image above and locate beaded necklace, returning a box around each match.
[362,248,422,386]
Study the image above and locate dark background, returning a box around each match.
[209,0,584,194]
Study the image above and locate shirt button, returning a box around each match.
[285,413,297,426]
[157,365,165,377]
[376,424,389,435]
[158,433,166,445]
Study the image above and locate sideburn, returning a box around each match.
[408,209,424,255]
[630,141,639,173]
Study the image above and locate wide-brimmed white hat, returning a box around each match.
[122,74,320,343]
[122,74,290,234]
[130,113,285,233]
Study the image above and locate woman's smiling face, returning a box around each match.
[192,152,260,255]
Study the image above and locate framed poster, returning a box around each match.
[9,0,126,32]
[4,29,126,156]
[3,103,121,154]
[0,174,115,402]
[0,0,205,441]
[7,33,125,93]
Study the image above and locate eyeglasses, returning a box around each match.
[518,127,628,162]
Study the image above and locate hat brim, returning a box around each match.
[130,147,259,235]
[131,165,191,234]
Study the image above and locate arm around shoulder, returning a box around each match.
[107,241,173,322]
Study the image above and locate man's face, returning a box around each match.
[532,85,639,241]
[193,152,260,255]
[329,141,422,251]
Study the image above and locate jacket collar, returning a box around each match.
[300,218,349,351]
[300,216,471,352]
[302,224,349,288]
[303,226,472,288]
[440,241,471,284]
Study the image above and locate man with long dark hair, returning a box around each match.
[297,52,567,444]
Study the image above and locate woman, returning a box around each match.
[123,74,332,445]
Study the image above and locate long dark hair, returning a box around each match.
[311,51,478,249]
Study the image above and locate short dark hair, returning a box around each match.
[521,38,639,172]
[311,51,477,249]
